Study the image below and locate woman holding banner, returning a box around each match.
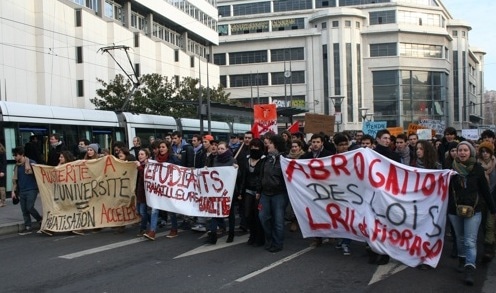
[144,140,174,241]
[206,141,236,244]
[449,141,496,286]
[135,148,151,237]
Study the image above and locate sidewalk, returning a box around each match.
[0,198,42,236]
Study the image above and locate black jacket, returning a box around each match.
[257,152,287,196]
[448,163,496,215]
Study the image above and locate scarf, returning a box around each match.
[216,149,233,164]
[452,156,476,177]
[155,152,169,163]
[395,147,410,164]
[12,156,32,192]
[288,149,305,159]
[478,156,496,182]
[415,158,425,169]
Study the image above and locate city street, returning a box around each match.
[0,224,494,293]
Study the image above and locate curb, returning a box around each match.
[0,222,23,236]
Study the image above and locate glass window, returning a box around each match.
[271,71,305,85]
[332,21,339,27]
[229,50,268,65]
[316,0,337,8]
[370,43,397,57]
[233,2,270,16]
[271,48,304,62]
[370,10,395,25]
[231,21,269,35]
[340,0,390,6]
[218,5,231,17]
[345,20,351,27]
[230,73,268,88]
[214,53,226,65]
[272,18,305,31]
[399,43,442,58]
[274,0,312,12]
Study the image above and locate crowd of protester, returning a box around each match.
[8,126,496,287]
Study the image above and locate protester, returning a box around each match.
[130,136,141,158]
[0,143,6,207]
[84,143,100,160]
[238,138,266,246]
[412,140,441,169]
[301,133,333,247]
[449,141,496,286]
[47,133,67,166]
[144,141,174,241]
[76,138,90,160]
[206,141,236,244]
[11,146,42,235]
[257,134,288,252]
[285,139,306,232]
[395,133,411,166]
[477,141,496,261]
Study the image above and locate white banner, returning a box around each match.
[281,148,453,268]
[144,161,237,217]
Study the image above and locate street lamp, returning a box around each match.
[359,107,374,121]
[330,96,345,132]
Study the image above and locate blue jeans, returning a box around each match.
[449,212,482,267]
[19,189,42,227]
[137,203,149,231]
[149,208,159,232]
[258,193,288,249]
[169,212,178,230]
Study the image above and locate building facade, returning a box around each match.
[0,0,220,109]
[213,0,485,131]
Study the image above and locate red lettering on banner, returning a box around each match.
[285,160,309,182]
[422,174,436,195]
[103,156,116,174]
[384,164,400,195]
[353,152,365,180]
[198,196,231,216]
[369,159,385,188]
[308,159,330,180]
[306,207,331,230]
[326,203,357,235]
[331,155,351,176]
[100,203,137,223]
[437,174,449,201]
[370,218,443,259]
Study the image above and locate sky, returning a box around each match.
[443,0,496,91]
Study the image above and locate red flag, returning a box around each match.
[251,123,260,138]
[287,121,299,134]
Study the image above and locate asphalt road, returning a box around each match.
[0,224,494,293]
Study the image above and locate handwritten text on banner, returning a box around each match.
[281,148,453,268]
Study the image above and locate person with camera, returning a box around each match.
[449,141,496,286]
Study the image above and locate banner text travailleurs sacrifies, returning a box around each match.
[33,156,140,232]
[144,161,237,217]
[281,148,453,268]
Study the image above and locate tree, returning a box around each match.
[91,74,236,118]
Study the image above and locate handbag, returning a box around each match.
[12,196,19,205]
[453,189,478,218]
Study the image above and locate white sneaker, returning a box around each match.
[191,224,207,232]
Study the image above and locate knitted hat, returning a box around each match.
[479,141,494,156]
[88,143,99,153]
[457,141,476,158]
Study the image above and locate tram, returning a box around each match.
[0,101,251,192]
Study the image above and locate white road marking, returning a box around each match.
[368,260,407,285]
[174,234,249,259]
[230,247,315,284]
[58,232,168,259]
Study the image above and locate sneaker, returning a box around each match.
[335,240,343,249]
[191,224,207,232]
[342,244,351,256]
[143,231,156,241]
[137,229,146,237]
[166,229,178,238]
[19,227,32,235]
